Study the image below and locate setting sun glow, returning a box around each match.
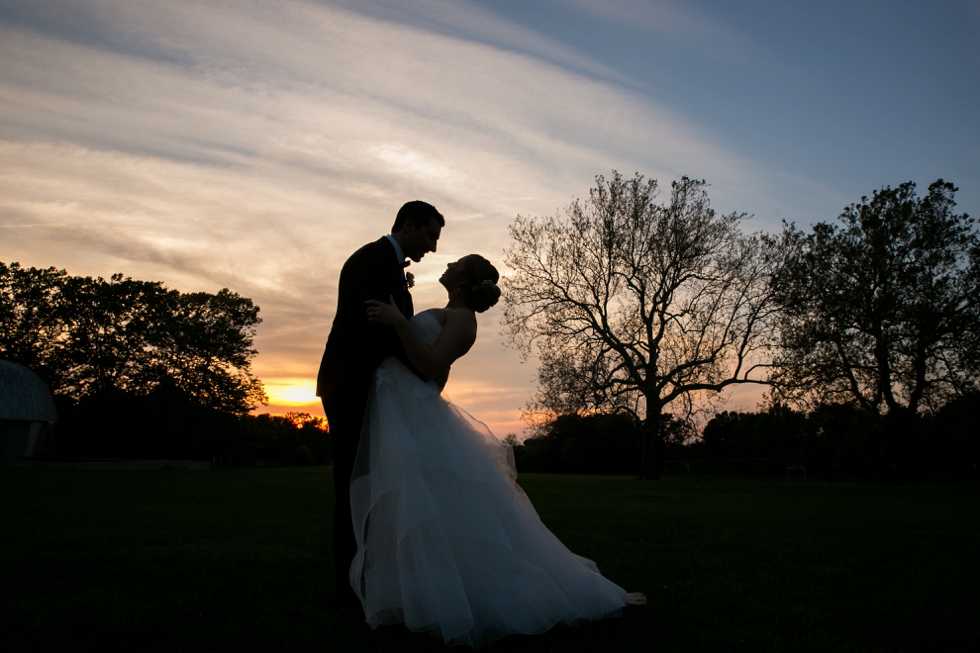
[264,380,320,407]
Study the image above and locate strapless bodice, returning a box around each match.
[409,310,442,348]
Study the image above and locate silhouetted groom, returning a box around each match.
[316,200,444,610]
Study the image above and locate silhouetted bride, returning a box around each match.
[352,254,645,647]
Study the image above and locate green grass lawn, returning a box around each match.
[1,468,977,652]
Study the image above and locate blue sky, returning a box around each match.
[1,0,977,434]
[341,0,979,212]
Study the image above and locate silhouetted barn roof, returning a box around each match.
[0,360,59,422]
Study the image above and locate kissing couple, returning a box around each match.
[316,201,644,648]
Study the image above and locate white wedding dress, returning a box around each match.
[349,310,644,648]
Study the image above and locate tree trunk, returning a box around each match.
[638,409,663,480]
[876,409,908,485]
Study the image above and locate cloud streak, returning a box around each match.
[555,0,768,66]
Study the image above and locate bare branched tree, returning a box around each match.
[502,172,780,479]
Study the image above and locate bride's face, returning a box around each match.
[439,257,470,292]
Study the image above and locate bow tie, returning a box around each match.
[402,260,411,268]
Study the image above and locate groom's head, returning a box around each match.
[392,201,444,262]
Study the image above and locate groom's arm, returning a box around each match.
[355,254,427,381]
[357,262,401,357]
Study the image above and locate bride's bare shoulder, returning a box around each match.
[429,307,476,329]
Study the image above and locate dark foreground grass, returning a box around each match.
[1,468,977,653]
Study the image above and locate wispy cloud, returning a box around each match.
[332,0,638,86]
[555,0,767,66]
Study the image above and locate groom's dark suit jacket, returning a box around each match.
[318,236,415,606]
[316,236,414,414]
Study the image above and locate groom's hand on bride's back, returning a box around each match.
[365,296,407,328]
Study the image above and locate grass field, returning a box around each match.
[1,468,977,652]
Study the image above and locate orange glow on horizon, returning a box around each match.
[253,378,325,425]
[251,377,526,439]
[260,378,320,408]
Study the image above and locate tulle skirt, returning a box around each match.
[349,358,644,648]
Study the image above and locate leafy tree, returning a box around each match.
[769,180,980,481]
[687,403,881,478]
[0,262,266,415]
[502,172,780,479]
[513,412,642,474]
[924,392,980,478]
[56,273,172,399]
[235,412,330,465]
[157,289,267,414]
[0,263,69,388]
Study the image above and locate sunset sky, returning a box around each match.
[2,0,978,437]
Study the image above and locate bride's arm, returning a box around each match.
[366,298,476,381]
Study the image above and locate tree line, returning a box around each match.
[502,174,979,482]
[509,396,977,479]
[0,263,327,464]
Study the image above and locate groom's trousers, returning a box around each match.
[323,394,365,608]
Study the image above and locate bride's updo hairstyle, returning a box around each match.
[459,255,501,313]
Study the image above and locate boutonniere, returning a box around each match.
[405,271,415,289]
